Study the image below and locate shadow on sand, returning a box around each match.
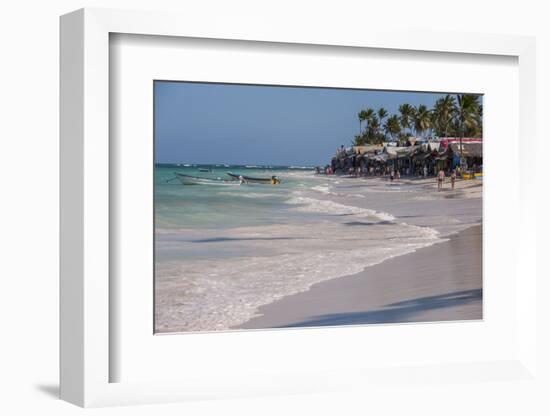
[276,289,482,328]
[191,236,299,243]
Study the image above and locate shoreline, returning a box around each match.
[237,224,482,329]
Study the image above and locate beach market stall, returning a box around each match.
[383,145,420,175]
[448,142,483,177]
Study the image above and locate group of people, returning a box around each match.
[346,164,426,178]
[377,166,458,191]
[315,165,335,175]
[389,166,458,191]
[317,164,459,191]
[437,168,457,191]
[335,145,349,157]
[332,154,441,179]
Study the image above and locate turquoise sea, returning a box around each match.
[155,164,321,231]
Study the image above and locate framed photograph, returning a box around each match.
[153,81,484,334]
[60,8,538,407]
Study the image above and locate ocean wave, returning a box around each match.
[216,191,281,199]
[311,185,332,194]
[289,166,315,170]
[309,185,370,200]
[287,195,395,222]
[278,170,316,179]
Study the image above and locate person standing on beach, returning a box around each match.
[451,169,456,190]
[437,168,445,191]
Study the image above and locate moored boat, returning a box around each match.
[175,172,238,186]
[226,172,281,184]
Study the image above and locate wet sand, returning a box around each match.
[238,225,482,329]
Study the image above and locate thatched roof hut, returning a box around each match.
[384,145,420,160]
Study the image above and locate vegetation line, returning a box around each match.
[354,94,482,146]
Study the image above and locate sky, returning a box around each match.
[155,81,453,166]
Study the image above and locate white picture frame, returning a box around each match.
[60,8,538,407]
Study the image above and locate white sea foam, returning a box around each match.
[311,185,332,194]
[287,195,395,222]
[155,219,442,333]
[216,191,281,199]
[278,170,317,179]
[313,187,368,199]
[289,166,315,170]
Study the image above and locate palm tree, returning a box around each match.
[377,108,388,125]
[358,108,375,136]
[432,95,456,137]
[367,116,381,144]
[473,104,483,137]
[455,94,481,161]
[398,104,414,136]
[364,108,375,123]
[384,115,401,141]
[413,105,432,138]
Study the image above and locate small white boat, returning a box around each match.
[175,172,238,186]
[226,172,281,185]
